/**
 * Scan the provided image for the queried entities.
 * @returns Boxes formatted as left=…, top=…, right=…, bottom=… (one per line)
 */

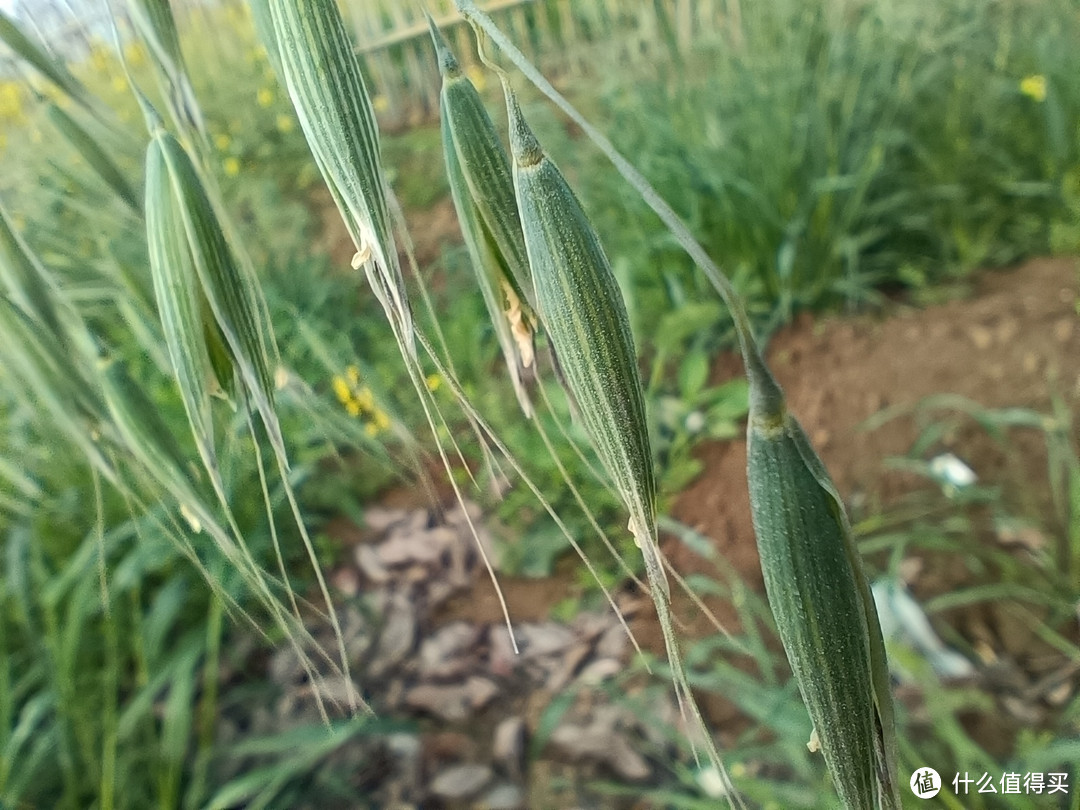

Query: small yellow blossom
left=372, top=94, right=389, bottom=113
left=465, top=63, right=487, bottom=92
left=123, top=42, right=146, bottom=68
left=372, top=408, right=391, bottom=431
left=89, top=44, right=110, bottom=74
left=1020, top=74, right=1047, bottom=103
left=257, top=87, right=274, bottom=108
left=112, top=75, right=127, bottom=93
left=364, top=421, right=379, bottom=437
left=0, top=82, right=24, bottom=122
left=214, top=133, right=232, bottom=151
left=425, top=373, right=441, bottom=391
left=276, top=113, right=294, bottom=134
left=223, top=156, right=241, bottom=177
left=345, top=400, right=361, bottom=417
left=355, top=386, right=375, bottom=412
left=346, top=365, right=360, bottom=385
left=332, top=375, right=352, bottom=405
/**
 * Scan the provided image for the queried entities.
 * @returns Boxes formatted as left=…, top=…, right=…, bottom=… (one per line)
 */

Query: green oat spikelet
left=429, top=18, right=536, bottom=416
left=144, top=121, right=230, bottom=477
left=142, top=95, right=283, bottom=474
left=745, top=351, right=900, bottom=810
left=504, top=88, right=730, bottom=783
left=455, top=8, right=900, bottom=803
left=264, top=0, right=412, bottom=353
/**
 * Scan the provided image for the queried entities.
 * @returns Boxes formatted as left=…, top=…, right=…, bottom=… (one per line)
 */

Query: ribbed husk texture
left=746, top=358, right=900, bottom=810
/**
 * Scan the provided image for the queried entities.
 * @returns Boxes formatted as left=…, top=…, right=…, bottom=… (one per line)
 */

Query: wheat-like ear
left=264, top=0, right=412, bottom=354
left=429, top=17, right=536, bottom=416
left=502, top=86, right=741, bottom=799
left=458, top=4, right=900, bottom=806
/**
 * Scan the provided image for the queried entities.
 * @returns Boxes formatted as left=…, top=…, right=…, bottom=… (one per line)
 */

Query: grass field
left=0, top=0, right=1078, bottom=807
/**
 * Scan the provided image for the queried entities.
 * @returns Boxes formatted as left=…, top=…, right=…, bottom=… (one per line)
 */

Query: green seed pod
left=265, top=0, right=412, bottom=352
left=145, top=116, right=282, bottom=472
left=430, top=18, right=536, bottom=415
left=429, top=18, right=535, bottom=313
left=504, top=87, right=734, bottom=781
left=505, top=88, right=654, bottom=544
left=746, top=357, right=900, bottom=810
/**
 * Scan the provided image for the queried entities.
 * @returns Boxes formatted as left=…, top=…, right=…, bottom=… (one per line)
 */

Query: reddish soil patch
left=667, top=256, right=1080, bottom=614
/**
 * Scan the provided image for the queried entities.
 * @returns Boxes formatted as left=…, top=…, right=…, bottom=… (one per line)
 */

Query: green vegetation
left=0, top=0, right=1077, bottom=807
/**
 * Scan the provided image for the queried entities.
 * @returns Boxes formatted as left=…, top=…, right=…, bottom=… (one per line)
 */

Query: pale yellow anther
left=351, top=242, right=371, bottom=270
left=180, top=503, right=202, bottom=534
left=500, top=281, right=534, bottom=368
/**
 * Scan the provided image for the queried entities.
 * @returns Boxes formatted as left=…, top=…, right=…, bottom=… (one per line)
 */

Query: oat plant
left=449, top=4, right=902, bottom=807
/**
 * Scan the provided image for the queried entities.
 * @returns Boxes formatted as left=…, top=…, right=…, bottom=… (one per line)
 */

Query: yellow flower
left=465, top=63, right=487, bottom=92
left=89, top=44, right=110, bottom=74
left=345, top=400, right=361, bottom=417
left=425, top=373, right=441, bottom=391
left=1020, top=74, right=1047, bottom=103
left=257, top=87, right=274, bottom=108
left=355, top=386, right=375, bottom=412
left=0, top=81, right=24, bottom=122
left=331, top=375, right=351, bottom=405
left=346, top=365, right=360, bottom=384
left=214, top=133, right=232, bottom=151
left=372, top=94, right=389, bottom=113
left=223, top=156, right=241, bottom=177
left=276, top=113, right=294, bottom=134
left=364, top=421, right=379, bottom=437
left=111, top=75, right=127, bottom=93
left=372, top=408, right=391, bottom=431
left=123, top=42, right=146, bottom=68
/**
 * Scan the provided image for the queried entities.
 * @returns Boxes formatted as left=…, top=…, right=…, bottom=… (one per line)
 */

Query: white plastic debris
left=928, top=453, right=977, bottom=491
left=872, top=579, right=976, bottom=681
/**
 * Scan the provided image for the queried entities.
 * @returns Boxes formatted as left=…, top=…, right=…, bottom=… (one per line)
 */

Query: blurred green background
left=0, top=0, right=1078, bottom=807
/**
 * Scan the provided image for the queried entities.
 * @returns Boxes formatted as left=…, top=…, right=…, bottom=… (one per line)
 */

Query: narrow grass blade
left=126, top=0, right=207, bottom=142
left=0, top=197, right=68, bottom=345
left=0, top=10, right=92, bottom=111
left=46, top=102, right=139, bottom=212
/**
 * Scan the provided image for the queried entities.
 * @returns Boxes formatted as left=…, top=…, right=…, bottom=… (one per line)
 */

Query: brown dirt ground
left=667, top=256, right=1080, bottom=621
